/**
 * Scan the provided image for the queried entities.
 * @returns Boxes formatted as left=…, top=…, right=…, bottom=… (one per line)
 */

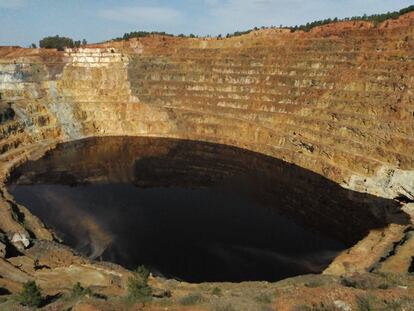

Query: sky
left=0, top=0, right=412, bottom=46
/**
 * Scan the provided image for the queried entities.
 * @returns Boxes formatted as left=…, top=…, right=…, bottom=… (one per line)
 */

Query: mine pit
left=7, top=137, right=406, bottom=283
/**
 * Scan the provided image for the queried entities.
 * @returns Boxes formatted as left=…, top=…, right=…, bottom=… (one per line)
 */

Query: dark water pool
left=7, top=137, right=402, bottom=282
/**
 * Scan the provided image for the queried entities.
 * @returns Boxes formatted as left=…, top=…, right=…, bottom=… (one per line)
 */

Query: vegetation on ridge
left=290, top=4, right=414, bottom=32
left=108, top=5, right=414, bottom=42
left=29, top=5, right=414, bottom=47
left=112, top=31, right=198, bottom=41
left=225, top=4, right=414, bottom=36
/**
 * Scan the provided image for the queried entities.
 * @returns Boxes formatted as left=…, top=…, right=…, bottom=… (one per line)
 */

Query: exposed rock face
left=10, top=232, right=30, bottom=251
left=0, top=14, right=413, bottom=292
left=1, top=15, right=414, bottom=199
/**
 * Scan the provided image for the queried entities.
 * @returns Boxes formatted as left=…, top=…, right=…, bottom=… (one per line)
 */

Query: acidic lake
left=8, top=137, right=394, bottom=282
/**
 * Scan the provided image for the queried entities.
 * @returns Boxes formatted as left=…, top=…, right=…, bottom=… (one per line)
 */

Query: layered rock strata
left=0, top=13, right=413, bottom=292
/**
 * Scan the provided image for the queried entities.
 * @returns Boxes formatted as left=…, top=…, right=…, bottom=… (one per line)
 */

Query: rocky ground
left=1, top=273, right=414, bottom=310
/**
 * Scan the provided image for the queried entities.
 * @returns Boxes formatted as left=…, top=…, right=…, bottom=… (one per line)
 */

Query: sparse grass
left=356, top=295, right=376, bottom=311
left=211, top=302, right=237, bottom=311
left=341, top=273, right=410, bottom=291
left=292, top=302, right=341, bottom=311
left=377, top=283, right=389, bottom=290
left=179, top=292, right=203, bottom=306
left=317, top=302, right=342, bottom=311
left=340, top=274, right=384, bottom=290
left=305, top=280, right=324, bottom=288
left=254, top=293, right=273, bottom=304
left=376, top=272, right=407, bottom=288
left=385, top=299, right=404, bottom=310
left=382, top=296, right=414, bottom=311
left=156, top=297, right=173, bottom=307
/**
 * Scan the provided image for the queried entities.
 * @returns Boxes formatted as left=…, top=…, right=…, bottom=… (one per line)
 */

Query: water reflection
left=7, top=137, right=408, bottom=282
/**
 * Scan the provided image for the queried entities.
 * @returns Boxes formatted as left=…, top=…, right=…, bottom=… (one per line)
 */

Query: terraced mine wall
left=0, top=13, right=413, bottom=292
left=1, top=15, right=414, bottom=199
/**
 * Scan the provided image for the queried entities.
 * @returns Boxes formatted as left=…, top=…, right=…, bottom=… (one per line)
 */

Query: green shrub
left=18, top=281, right=43, bottom=307
left=38, top=35, right=86, bottom=50
left=340, top=275, right=379, bottom=290
left=71, top=282, right=92, bottom=299
left=39, top=35, right=73, bottom=51
left=211, top=287, right=222, bottom=296
left=135, top=265, right=150, bottom=280
left=127, top=266, right=152, bottom=302
left=384, top=296, right=414, bottom=310
left=378, top=283, right=389, bottom=290
left=179, top=293, right=203, bottom=306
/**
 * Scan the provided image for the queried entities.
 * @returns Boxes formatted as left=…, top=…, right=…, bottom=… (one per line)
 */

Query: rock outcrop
left=0, top=13, right=413, bottom=293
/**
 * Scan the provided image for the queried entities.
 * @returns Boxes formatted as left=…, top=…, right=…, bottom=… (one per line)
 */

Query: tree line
left=111, top=31, right=198, bottom=41
left=290, top=4, right=414, bottom=32
left=111, top=5, right=414, bottom=41
left=226, top=4, right=414, bottom=36
left=32, top=5, right=414, bottom=48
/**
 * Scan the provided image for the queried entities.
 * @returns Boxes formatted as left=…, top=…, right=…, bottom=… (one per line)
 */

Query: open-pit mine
left=0, top=11, right=413, bottom=311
